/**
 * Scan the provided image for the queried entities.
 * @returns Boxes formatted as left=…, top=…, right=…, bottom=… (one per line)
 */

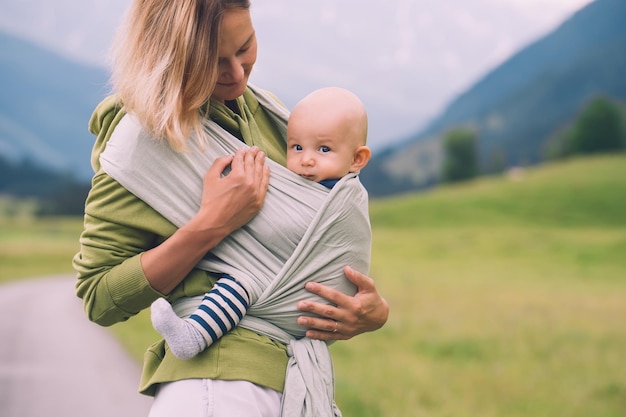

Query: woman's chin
left=213, top=84, right=247, bottom=102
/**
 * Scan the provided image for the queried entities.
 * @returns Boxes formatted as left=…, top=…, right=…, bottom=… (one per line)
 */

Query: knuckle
left=322, top=306, right=335, bottom=317
left=352, top=300, right=366, bottom=317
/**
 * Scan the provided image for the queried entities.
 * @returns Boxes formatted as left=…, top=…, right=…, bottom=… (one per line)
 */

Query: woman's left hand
left=296, top=266, right=389, bottom=341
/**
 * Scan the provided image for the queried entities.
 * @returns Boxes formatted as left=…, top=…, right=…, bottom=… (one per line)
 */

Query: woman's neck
left=225, top=99, right=241, bottom=115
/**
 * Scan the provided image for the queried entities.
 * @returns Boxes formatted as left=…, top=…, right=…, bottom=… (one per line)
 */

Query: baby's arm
left=151, top=275, right=250, bottom=359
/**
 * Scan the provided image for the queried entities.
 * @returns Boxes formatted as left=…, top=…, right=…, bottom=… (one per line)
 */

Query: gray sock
left=150, top=298, right=207, bottom=360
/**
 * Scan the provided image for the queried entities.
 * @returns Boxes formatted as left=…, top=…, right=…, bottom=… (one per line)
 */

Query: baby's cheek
left=286, top=159, right=301, bottom=174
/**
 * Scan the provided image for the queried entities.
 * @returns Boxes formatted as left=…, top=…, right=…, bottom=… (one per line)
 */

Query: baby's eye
left=320, top=146, right=331, bottom=153
left=292, top=144, right=303, bottom=151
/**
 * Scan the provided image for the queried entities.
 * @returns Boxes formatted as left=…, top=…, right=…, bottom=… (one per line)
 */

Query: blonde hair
left=110, top=0, right=251, bottom=151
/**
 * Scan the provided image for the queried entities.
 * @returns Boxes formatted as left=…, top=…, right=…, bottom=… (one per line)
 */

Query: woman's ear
left=350, top=146, right=372, bottom=172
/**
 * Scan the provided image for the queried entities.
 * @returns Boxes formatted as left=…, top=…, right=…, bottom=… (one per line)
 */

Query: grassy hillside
left=370, top=154, right=626, bottom=228
left=0, top=212, right=83, bottom=284
left=1, top=154, right=625, bottom=416
left=338, top=154, right=626, bottom=416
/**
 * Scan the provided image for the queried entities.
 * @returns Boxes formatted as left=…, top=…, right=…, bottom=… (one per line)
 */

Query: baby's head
left=286, top=87, right=371, bottom=183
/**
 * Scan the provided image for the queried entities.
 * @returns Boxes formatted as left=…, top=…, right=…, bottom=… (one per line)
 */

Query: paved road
left=0, top=275, right=153, bottom=416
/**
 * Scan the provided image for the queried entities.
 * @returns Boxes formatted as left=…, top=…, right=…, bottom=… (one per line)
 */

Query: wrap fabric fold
left=100, top=85, right=371, bottom=417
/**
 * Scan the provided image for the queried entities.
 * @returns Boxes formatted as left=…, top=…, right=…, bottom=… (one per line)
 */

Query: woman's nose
left=220, top=58, right=244, bottom=81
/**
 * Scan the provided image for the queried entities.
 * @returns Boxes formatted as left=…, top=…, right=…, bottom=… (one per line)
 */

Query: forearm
left=76, top=146, right=269, bottom=323
left=74, top=251, right=161, bottom=326
left=76, top=205, right=231, bottom=320
left=141, top=220, right=230, bottom=294
left=74, top=174, right=180, bottom=325
left=142, top=147, right=270, bottom=294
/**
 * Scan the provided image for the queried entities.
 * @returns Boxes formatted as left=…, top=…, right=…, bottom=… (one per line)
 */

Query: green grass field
left=0, top=214, right=84, bottom=284
left=2, top=154, right=625, bottom=416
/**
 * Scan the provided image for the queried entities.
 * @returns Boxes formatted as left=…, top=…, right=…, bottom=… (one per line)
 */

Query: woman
left=73, top=1, right=389, bottom=416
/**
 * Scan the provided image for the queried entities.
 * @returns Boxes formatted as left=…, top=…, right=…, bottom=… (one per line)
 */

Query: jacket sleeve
left=73, top=96, right=171, bottom=326
left=72, top=170, right=171, bottom=326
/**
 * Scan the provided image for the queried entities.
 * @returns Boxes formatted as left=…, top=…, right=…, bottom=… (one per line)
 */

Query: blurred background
left=1, top=1, right=625, bottom=416
left=3, top=0, right=625, bottom=206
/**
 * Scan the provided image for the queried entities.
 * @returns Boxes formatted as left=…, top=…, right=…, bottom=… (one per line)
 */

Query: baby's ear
left=350, top=146, right=372, bottom=172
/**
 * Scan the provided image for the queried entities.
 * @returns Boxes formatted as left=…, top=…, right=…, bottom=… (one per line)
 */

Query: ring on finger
left=333, top=321, right=339, bottom=333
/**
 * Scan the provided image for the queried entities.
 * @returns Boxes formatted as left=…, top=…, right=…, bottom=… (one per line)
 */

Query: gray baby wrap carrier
left=100, top=86, right=371, bottom=417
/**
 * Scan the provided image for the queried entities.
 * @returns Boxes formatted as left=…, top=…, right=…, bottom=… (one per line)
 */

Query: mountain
left=0, top=1, right=594, bottom=154
left=1, top=0, right=623, bottom=198
left=0, top=30, right=109, bottom=180
left=361, top=0, right=626, bottom=197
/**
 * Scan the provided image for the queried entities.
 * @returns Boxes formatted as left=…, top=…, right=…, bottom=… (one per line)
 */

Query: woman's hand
left=191, top=146, right=271, bottom=238
left=296, top=266, right=389, bottom=341
left=142, top=146, right=270, bottom=294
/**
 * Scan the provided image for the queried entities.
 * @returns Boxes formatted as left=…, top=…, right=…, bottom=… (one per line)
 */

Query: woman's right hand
left=193, top=146, right=271, bottom=238
left=142, top=146, right=270, bottom=294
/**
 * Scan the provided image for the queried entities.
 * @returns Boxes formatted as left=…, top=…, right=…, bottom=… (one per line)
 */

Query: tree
left=441, top=128, right=478, bottom=183
left=568, top=96, right=625, bottom=154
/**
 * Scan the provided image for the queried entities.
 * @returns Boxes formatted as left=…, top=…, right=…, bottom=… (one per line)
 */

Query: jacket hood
left=88, top=95, right=126, bottom=173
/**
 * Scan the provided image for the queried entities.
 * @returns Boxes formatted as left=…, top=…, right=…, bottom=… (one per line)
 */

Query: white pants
left=148, top=379, right=282, bottom=417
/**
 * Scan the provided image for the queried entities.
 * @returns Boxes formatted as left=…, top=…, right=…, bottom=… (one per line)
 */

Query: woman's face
left=212, top=8, right=258, bottom=103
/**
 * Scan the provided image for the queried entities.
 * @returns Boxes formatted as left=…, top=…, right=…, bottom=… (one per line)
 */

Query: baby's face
left=286, top=114, right=358, bottom=183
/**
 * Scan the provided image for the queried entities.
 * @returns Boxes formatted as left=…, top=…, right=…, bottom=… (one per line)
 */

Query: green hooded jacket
left=73, top=87, right=289, bottom=396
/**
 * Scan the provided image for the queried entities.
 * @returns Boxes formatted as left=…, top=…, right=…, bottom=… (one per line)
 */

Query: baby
left=151, top=87, right=371, bottom=359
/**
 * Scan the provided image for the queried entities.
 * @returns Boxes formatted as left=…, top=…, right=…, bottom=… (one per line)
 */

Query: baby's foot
left=150, top=298, right=206, bottom=360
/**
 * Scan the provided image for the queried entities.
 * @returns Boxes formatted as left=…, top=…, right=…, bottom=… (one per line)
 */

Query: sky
left=0, top=0, right=594, bottom=150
